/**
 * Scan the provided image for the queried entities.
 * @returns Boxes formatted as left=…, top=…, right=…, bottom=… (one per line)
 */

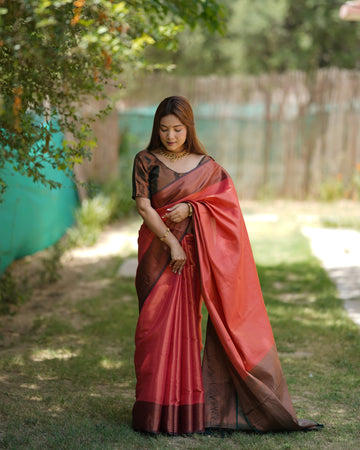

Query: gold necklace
left=159, top=148, right=190, bottom=161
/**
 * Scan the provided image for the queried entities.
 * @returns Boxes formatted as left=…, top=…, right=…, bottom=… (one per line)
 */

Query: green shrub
left=67, top=194, right=115, bottom=247
left=318, top=176, right=345, bottom=201
left=321, top=216, right=360, bottom=231
left=93, top=128, right=137, bottom=221
left=0, top=270, right=31, bottom=314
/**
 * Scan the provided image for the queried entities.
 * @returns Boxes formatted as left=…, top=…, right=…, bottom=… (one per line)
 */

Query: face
left=159, top=114, right=187, bottom=153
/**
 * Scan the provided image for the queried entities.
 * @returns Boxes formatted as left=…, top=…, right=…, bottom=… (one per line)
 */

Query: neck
left=159, top=147, right=190, bottom=161
left=162, top=148, right=187, bottom=155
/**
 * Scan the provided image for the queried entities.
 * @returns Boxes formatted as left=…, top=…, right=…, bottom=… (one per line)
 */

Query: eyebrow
left=159, top=123, right=184, bottom=128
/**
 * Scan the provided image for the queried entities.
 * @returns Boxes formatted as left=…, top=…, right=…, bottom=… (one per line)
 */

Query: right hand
left=169, top=242, right=187, bottom=275
left=163, top=203, right=190, bottom=223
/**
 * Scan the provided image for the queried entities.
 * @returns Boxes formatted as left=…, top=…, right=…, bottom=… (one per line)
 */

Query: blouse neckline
left=149, top=150, right=207, bottom=175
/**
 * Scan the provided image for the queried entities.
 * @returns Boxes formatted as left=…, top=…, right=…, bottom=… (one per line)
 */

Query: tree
left=0, top=0, right=225, bottom=199
left=241, top=0, right=360, bottom=74
left=150, top=0, right=360, bottom=75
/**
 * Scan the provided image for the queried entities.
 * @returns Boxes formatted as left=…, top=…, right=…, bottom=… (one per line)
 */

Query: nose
left=167, top=129, right=175, bottom=140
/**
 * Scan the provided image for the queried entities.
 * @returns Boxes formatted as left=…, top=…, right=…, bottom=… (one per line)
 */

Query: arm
left=135, top=197, right=187, bottom=275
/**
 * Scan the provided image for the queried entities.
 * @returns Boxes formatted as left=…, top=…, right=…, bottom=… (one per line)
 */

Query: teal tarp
left=0, top=131, right=78, bottom=275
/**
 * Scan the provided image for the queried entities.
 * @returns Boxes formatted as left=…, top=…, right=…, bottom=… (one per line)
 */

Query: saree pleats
left=133, top=158, right=320, bottom=434
left=133, top=235, right=205, bottom=434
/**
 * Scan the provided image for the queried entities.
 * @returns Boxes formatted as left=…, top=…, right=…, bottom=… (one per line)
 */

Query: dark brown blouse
left=132, top=149, right=211, bottom=200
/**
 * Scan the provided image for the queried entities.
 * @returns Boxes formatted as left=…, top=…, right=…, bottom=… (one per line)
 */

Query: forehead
left=159, top=114, right=184, bottom=127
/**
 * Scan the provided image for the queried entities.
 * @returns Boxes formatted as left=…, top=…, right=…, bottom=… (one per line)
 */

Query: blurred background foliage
left=0, top=0, right=225, bottom=198
left=146, top=0, right=360, bottom=75
left=2, top=0, right=359, bottom=199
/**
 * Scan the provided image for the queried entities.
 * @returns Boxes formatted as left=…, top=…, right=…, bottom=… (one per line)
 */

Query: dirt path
left=2, top=201, right=359, bottom=348
left=117, top=205, right=360, bottom=328
left=0, top=219, right=140, bottom=348
left=303, top=227, right=360, bottom=327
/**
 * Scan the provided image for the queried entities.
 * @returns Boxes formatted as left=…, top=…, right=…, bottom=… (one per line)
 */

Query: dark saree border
left=133, top=234, right=205, bottom=434
left=134, top=158, right=323, bottom=433
left=135, top=219, right=191, bottom=311
left=135, top=158, right=226, bottom=309
left=133, top=401, right=205, bottom=435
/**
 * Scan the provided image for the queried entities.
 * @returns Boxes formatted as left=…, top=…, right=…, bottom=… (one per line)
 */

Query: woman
left=132, top=96, right=321, bottom=435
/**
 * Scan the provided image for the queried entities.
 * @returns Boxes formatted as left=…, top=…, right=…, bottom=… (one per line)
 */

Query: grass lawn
left=0, top=201, right=359, bottom=449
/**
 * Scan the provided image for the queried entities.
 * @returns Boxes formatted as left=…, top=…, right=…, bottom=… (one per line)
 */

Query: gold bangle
left=159, top=227, right=170, bottom=241
left=187, top=202, right=193, bottom=217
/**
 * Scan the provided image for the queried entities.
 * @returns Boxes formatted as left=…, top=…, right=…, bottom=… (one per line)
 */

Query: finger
left=170, top=260, right=181, bottom=269
left=170, top=259, right=185, bottom=273
left=175, top=260, right=186, bottom=273
left=162, top=206, right=176, bottom=218
left=167, top=215, right=178, bottom=223
left=178, top=263, right=186, bottom=275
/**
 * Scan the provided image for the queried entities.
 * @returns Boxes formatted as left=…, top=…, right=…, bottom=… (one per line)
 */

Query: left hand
left=163, top=203, right=190, bottom=223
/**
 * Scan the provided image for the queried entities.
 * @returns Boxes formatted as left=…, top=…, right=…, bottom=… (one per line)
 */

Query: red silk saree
left=132, top=152, right=320, bottom=434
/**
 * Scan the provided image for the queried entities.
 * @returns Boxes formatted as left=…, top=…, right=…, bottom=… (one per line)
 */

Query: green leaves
left=0, top=0, right=224, bottom=199
left=154, top=0, right=360, bottom=76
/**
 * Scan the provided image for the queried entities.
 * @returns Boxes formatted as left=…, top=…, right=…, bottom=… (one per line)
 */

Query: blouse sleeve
left=132, top=153, right=151, bottom=199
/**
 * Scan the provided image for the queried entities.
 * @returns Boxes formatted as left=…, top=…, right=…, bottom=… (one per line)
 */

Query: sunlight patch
left=100, top=358, right=123, bottom=369
left=21, top=383, right=40, bottom=390
left=31, top=348, right=79, bottom=362
left=67, top=232, right=138, bottom=263
left=48, top=405, right=64, bottom=416
left=29, top=396, right=42, bottom=402
left=37, top=374, right=58, bottom=381
left=279, top=292, right=317, bottom=304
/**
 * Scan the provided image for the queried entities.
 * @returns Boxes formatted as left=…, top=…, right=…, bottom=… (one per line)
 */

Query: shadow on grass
left=0, top=253, right=359, bottom=449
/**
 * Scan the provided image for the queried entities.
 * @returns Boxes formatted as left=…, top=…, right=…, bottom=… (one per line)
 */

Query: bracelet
left=187, top=202, right=193, bottom=217
left=159, top=227, right=170, bottom=241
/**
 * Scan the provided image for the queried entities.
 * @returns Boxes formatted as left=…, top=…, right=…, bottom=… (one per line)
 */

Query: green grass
left=1, top=209, right=360, bottom=449
left=320, top=215, right=360, bottom=231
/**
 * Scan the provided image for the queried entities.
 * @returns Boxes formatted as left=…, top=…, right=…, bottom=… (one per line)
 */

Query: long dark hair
left=146, top=96, right=206, bottom=155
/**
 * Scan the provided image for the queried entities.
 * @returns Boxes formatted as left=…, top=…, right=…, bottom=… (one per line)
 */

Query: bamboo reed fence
left=119, top=69, right=360, bottom=199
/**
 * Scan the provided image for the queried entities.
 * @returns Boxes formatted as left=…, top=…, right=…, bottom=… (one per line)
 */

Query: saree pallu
left=133, top=158, right=320, bottom=434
